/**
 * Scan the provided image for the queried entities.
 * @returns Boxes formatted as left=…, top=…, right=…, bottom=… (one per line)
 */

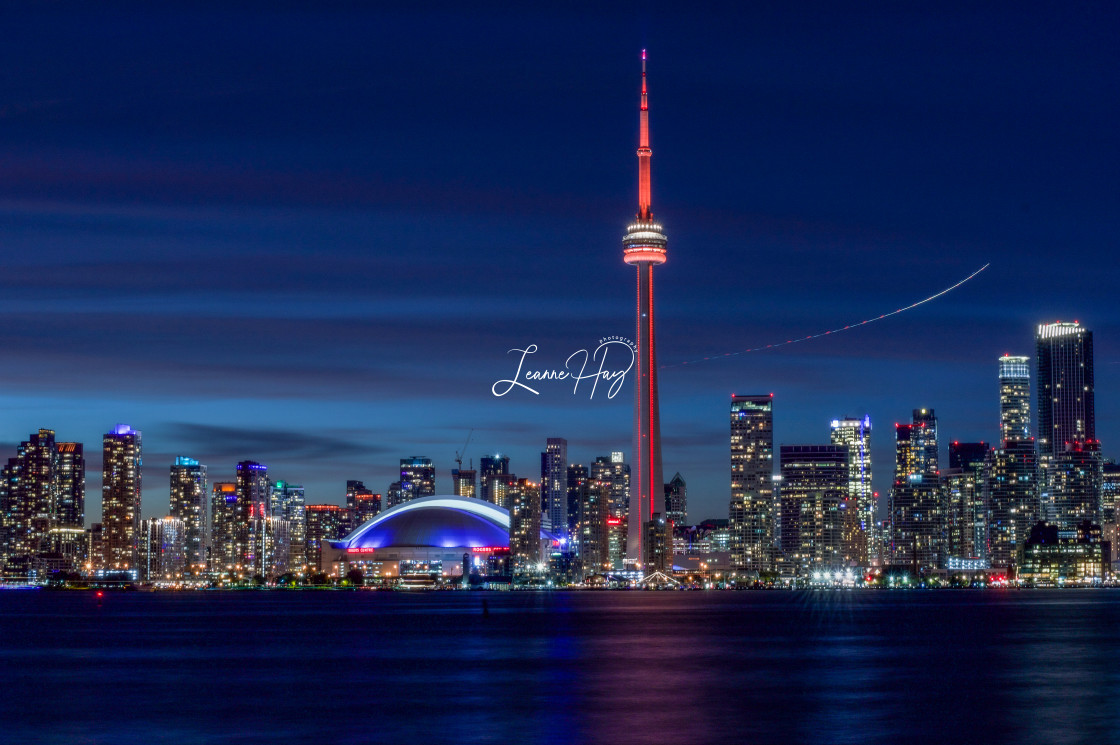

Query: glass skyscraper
left=540, top=438, right=568, bottom=539
left=889, top=410, right=942, bottom=572
left=729, top=394, right=775, bottom=576
left=102, top=424, right=142, bottom=572
left=170, top=457, right=207, bottom=574
left=830, top=416, right=872, bottom=564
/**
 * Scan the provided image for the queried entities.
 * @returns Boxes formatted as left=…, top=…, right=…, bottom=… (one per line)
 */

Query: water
left=2, top=589, right=1117, bottom=744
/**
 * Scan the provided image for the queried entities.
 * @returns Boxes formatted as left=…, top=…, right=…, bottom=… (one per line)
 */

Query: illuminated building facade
left=305, top=504, right=350, bottom=574
left=0, top=429, right=85, bottom=572
left=102, top=424, right=142, bottom=572
left=347, top=480, right=381, bottom=528
left=591, top=453, right=630, bottom=519
left=729, top=394, right=775, bottom=576
left=540, top=437, right=568, bottom=539
left=578, top=476, right=610, bottom=577
left=1102, top=460, right=1120, bottom=524
left=56, top=441, right=84, bottom=529
left=141, top=516, right=186, bottom=581
left=509, top=478, right=541, bottom=579
left=566, top=464, right=589, bottom=545
left=664, top=472, right=687, bottom=528
left=1037, top=322, right=1097, bottom=523
left=479, top=454, right=510, bottom=505
left=1050, top=441, right=1104, bottom=529
left=323, top=496, right=558, bottom=582
left=999, top=355, right=1032, bottom=443
left=209, top=482, right=238, bottom=573
left=1036, top=322, right=1095, bottom=456
left=400, top=456, right=435, bottom=504
left=889, top=410, right=942, bottom=572
left=234, top=460, right=271, bottom=578
left=642, top=512, right=671, bottom=573
left=779, top=445, right=848, bottom=573
left=451, top=468, right=477, bottom=499
left=830, top=417, right=872, bottom=564
left=386, top=481, right=404, bottom=509
left=1017, top=520, right=1106, bottom=584
left=271, top=480, right=306, bottom=573
left=944, top=442, right=988, bottom=561
left=623, top=50, right=668, bottom=567
left=987, top=441, right=1038, bottom=569
left=169, top=457, right=207, bottom=574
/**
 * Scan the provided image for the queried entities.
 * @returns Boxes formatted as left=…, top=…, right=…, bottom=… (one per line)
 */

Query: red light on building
left=347, top=547, right=376, bottom=554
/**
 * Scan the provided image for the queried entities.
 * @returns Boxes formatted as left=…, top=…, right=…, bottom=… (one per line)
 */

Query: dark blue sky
left=1, top=2, right=1117, bottom=522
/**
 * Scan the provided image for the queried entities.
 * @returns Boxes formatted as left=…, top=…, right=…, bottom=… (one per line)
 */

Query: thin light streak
left=663, top=263, right=990, bottom=369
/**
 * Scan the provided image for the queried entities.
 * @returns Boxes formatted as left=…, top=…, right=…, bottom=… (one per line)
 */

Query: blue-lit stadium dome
left=333, top=495, right=555, bottom=550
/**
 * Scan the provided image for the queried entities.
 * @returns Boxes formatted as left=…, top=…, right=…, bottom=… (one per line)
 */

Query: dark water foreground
left=2, top=589, right=1118, bottom=744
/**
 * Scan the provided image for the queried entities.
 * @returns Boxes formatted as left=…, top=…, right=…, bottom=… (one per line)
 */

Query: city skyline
left=1, top=3, right=1117, bottom=523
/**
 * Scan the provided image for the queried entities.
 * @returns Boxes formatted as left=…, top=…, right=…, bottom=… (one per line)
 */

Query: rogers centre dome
left=322, top=495, right=558, bottom=579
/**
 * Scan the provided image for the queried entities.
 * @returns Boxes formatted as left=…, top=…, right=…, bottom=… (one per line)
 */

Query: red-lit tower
left=623, top=50, right=667, bottom=567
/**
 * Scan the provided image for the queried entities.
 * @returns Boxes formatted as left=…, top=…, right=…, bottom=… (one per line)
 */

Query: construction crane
left=454, top=429, right=474, bottom=472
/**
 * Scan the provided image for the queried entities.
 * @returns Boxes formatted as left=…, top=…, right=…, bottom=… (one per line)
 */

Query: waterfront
left=1, top=590, right=1117, bottom=744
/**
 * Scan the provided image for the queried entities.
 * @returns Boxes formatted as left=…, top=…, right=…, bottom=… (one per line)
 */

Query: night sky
left=2, top=2, right=1117, bottom=523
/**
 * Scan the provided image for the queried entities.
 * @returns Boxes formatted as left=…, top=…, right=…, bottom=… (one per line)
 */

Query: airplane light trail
left=663, top=263, right=990, bottom=369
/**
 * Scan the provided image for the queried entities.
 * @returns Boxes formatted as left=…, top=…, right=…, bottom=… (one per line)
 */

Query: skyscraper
left=169, top=457, right=207, bottom=575
left=141, top=516, right=186, bottom=582
left=209, top=482, right=237, bottom=573
left=623, top=50, right=668, bottom=566
left=1037, top=322, right=1098, bottom=528
left=102, top=424, right=142, bottom=572
left=1102, top=461, right=1120, bottom=525
left=989, top=354, right=1039, bottom=568
left=577, top=474, right=609, bottom=577
left=999, top=355, right=1031, bottom=443
left=479, top=454, right=510, bottom=505
left=566, top=464, right=589, bottom=544
left=540, top=438, right=568, bottom=539
left=664, top=472, right=687, bottom=527
left=889, top=410, right=942, bottom=572
left=830, top=417, right=872, bottom=565
left=591, top=453, right=631, bottom=519
left=944, top=442, right=988, bottom=561
left=987, top=442, right=1038, bottom=568
left=56, top=441, right=84, bottom=530
left=1050, top=441, right=1103, bottom=529
left=451, top=468, right=477, bottom=499
left=779, top=445, right=849, bottom=574
left=305, top=504, right=349, bottom=574
left=235, top=461, right=270, bottom=578
left=1036, top=322, right=1095, bottom=455
left=508, top=479, right=541, bottom=580
left=729, top=394, right=775, bottom=576
left=0, top=429, right=84, bottom=572
left=346, top=480, right=381, bottom=528
left=271, top=480, right=306, bottom=574
left=400, top=457, right=435, bottom=503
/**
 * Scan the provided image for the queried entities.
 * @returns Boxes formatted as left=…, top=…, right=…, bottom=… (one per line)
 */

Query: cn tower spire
left=638, top=49, right=652, bottom=221
left=623, top=49, right=668, bottom=570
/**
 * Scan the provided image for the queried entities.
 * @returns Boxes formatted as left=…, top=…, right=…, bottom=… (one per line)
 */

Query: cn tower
left=623, top=49, right=667, bottom=567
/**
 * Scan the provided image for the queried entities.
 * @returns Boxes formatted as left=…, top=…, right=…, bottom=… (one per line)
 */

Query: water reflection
left=1, top=590, right=1119, bottom=744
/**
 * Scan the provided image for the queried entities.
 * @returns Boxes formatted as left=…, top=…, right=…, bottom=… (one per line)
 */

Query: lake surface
left=1, top=589, right=1117, bottom=744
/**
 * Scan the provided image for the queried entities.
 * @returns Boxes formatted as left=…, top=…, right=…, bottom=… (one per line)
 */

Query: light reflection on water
left=2, top=590, right=1118, bottom=744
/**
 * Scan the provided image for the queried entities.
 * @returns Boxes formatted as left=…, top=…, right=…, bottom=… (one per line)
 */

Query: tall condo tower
left=623, top=50, right=668, bottom=566
left=998, top=355, right=1032, bottom=444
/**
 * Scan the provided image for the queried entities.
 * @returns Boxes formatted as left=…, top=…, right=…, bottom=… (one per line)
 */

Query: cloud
left=167, top=423, right=388, bottom=463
